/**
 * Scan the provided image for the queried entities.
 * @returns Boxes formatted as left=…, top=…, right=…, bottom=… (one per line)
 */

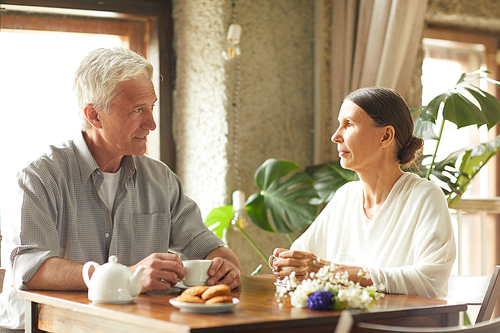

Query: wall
left=172, top=0, right=230, bottom=221
left=426, top=0, right=500, bottom=33
left=171, top=0, right=500, bottom=275
left=172, top=0, right=314, bottom=274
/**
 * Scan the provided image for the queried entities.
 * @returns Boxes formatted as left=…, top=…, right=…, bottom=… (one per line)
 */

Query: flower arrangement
left=275, top=263, right=385, bottom=310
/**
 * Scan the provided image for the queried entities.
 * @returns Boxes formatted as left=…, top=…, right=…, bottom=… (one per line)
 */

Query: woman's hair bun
left=397, top=135, right=424, bottom=165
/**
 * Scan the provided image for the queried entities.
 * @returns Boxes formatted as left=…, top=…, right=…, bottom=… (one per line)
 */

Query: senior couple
left=0, top=48, right=455, bottom=331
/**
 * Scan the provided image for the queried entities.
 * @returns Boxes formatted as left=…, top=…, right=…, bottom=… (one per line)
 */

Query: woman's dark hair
left=345, top=87, right=424, bottom=166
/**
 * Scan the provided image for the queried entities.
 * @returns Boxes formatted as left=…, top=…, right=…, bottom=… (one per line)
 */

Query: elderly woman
left=271, top=87, right=456, bottom=298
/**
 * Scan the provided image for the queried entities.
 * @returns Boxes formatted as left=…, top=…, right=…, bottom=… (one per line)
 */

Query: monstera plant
left=205, top=69, right=500, bottom=266
left=412, top=70, right=500, bottom=207
left=205, top=159, right=324, bottom=264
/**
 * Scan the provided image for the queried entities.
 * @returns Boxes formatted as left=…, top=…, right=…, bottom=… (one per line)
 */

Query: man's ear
left=83, top=104, right=102, bottom=129
left=380, top=125, right=395, bottom=148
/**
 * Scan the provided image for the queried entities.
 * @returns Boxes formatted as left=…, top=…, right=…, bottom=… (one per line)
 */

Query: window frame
left=0, top=0, right=175, bottom=169
left=424, top=26, right=500, bottom=196
left=423, top=26, right=500, bottom=282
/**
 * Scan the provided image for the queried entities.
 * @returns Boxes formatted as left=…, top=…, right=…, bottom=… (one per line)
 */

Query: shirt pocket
left=127, top=212, right=170, bottom=255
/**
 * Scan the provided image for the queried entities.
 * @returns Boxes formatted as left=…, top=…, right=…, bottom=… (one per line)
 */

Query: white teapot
left=82, top=255, right=145, bottom=304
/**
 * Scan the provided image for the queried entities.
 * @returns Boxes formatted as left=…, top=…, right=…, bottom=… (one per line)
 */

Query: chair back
left=476, top=266, right=500, bottom=323
left=334, top=310, right=500, bottom=333
left=446, top=266, right=500, bottom=324
left=0, top=268, right=4, bottom=293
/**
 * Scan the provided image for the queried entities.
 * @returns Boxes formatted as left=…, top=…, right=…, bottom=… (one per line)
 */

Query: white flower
left=276, top=266, right=384, bottom=310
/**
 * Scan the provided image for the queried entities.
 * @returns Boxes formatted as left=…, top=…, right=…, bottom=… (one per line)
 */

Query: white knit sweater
left=291, top=172, right=456, bottom=298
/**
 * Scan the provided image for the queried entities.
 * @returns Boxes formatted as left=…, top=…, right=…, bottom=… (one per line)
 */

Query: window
left=422, top=38, right=489, bottom=198
left=0, top=1, right=174, bottom=265
left=423, top=27, right=500, bottom=276
left=0, top=0, right=174, bottom=165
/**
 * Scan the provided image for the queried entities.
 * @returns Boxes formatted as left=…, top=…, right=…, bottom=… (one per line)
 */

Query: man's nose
left=143, top=111, right=157, bottom=131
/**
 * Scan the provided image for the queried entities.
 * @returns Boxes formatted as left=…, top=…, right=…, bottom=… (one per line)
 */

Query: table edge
left=18, top=290, right=192, bottom=332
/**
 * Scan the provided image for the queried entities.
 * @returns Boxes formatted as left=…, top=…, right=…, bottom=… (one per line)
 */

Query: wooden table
left=19, top=274, right=467, bottom=333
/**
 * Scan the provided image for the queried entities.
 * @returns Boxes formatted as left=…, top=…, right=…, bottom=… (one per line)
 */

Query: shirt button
left=105, top=233, right=110, bottom=238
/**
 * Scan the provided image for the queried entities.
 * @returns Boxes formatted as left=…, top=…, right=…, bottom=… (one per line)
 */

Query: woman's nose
left=331, top=129, right=342, bottom=143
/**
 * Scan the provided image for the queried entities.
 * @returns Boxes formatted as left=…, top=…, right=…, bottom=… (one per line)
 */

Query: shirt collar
left=73, top=132, right=137, bottom=185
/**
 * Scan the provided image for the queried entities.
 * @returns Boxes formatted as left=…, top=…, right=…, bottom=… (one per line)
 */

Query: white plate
left=169, top=297, right=239, bottom=313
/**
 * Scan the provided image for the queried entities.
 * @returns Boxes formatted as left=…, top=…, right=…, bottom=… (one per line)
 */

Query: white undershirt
left=102, top=168, right=121, bottom=210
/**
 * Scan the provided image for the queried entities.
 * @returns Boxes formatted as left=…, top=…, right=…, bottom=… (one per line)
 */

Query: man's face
left=98, top=78, right=157, bottom=157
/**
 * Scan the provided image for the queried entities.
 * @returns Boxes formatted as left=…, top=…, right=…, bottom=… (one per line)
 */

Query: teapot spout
left=128, top=265, right=145, bottom=297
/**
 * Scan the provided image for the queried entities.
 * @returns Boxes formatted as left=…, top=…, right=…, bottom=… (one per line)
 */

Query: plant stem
left=234, top=224, right=268, bottom=264
left=426, top=117, right=446, bottom=179
left=285, top=233, right=293, bottom=245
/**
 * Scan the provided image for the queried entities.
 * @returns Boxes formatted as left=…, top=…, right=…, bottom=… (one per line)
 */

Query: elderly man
left=0, top=47, right=241, bottom=331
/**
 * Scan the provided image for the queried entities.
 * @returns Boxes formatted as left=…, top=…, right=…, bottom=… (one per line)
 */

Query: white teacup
left=268, top=255, right=293, bottom=272
left=182, top=260, right=212, bottom=287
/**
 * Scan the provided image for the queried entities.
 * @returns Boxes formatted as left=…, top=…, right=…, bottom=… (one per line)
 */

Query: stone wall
left=172, top=0, right=314, bottom=274
left=426, top=0, right=500, bottom=33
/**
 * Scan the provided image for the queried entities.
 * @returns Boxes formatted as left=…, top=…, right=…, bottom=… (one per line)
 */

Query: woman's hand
left=270, top=248, right=327, bottom=280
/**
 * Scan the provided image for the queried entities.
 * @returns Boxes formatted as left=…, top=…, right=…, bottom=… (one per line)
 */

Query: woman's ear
left=83, top=104, right=102, bottom=129
left=380, top=125, right=395, bottom=148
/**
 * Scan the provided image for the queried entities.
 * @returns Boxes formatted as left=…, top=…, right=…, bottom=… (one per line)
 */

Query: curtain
left=315, top=0, right=428, bottom=162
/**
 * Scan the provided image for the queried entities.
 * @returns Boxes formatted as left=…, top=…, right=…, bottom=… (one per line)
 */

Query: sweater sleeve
left=368, top=183, right=456, bottom=298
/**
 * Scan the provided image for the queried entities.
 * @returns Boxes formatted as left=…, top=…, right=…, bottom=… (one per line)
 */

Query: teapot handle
left=82, top=261, right=100, bottom=288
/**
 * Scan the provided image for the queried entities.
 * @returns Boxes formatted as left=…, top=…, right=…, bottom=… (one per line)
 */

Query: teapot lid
left=108, top=255, right=119, bottom=265
left=102, top=255, right=127, bottom=270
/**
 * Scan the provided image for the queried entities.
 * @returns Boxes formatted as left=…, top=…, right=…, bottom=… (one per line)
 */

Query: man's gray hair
left=73, top=47, right=154, bottom=131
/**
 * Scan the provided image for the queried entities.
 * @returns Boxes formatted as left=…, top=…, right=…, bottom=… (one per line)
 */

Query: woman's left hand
left=271, top=248, right=327, bottom=280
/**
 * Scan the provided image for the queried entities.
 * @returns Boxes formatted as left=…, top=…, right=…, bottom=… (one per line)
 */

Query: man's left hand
left=205, top=246, right=242, bottom=289
left=207, top=257, right=241, bottom=290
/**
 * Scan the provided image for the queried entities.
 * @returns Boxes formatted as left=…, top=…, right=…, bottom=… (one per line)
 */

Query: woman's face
left=331, top=100, right=387, bottom=173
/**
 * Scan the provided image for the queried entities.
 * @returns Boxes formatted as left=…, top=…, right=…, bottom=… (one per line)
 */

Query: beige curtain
left=315, top=0, right=428, bottom=163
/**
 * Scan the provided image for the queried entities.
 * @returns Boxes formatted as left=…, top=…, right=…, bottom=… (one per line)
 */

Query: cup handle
left=82, top=261, right=99, bottom=288
left=268, top=255, right=276, bottom=269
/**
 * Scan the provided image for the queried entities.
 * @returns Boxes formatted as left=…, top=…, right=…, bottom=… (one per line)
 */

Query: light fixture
left=230, top=190, right=247, bottom=230
left=222, top=24, right=242, bottom=60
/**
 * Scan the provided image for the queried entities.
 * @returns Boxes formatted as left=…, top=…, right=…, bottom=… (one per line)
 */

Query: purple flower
left=306, top=291, right=334, bottom=310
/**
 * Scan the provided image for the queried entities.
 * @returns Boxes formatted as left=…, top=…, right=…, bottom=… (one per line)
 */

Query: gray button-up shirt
left=0, top=132, right=224, bottom=330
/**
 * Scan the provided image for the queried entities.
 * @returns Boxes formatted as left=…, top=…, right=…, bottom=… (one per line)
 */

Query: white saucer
left=173, top=281, right=189, bottom=289
left=169, top=298, right=239, bottom=313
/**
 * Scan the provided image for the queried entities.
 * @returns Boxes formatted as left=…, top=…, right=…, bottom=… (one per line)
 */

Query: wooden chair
left=334, top=310, right=500, bottom=333
left=0, top=268, right=4, bottom=294
left=446, top=266, right=500, bottom=324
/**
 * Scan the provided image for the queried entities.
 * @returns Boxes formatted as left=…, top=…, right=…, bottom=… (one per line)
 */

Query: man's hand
left=205, top=247, right=241, bottom=290
left=206, top=257, right=241, bottom=290
left=129, top=253, right=185, bottom=293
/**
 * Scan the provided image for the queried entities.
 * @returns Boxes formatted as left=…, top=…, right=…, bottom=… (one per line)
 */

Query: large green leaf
left=442, top=90, right=487, bottom=129
left=305, top=161, right=358, bottom=203
left=425, top=91, right=451, bottom=122
left=414, top=111, right=438, bottom=140
left=463, top=86, right=500, bottom=130
left=247, top=159, right=319, bottom=234
left=428, top=151, right=463, bottom=197
left=204, top=205, right=233, bottom=241
left=417, top=70, right=500, bottom=183
left=450, top=137, right=500, bottom=205
left=429, top=136, right=500, bottom=207
left=246, top=193, right=272, bottom=232
left=415, top=71, right=500, bottom=140
left=413, top=93, right=448, bottom=140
